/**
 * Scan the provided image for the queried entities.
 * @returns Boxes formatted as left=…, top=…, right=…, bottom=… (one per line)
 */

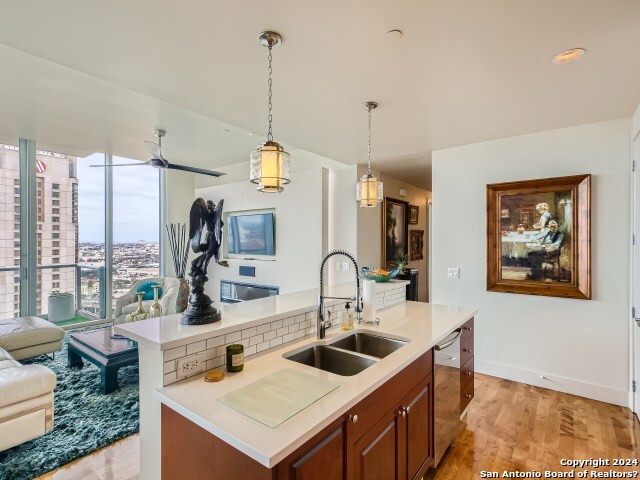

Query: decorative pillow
left=136, top=281, right=162, bottom=301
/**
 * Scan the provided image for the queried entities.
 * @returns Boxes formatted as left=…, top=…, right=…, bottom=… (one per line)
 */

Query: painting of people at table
left=500, top=190, right=572, bottom=283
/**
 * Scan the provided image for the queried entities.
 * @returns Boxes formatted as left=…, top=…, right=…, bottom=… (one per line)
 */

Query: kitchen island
left=116, top=281, right=476, bottom=479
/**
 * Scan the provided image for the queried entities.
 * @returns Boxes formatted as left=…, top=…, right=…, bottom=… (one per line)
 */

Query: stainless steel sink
left=284, top=332, right=408, bottom=376
left=330, top=332, right=407, bottom=359
left=285, top=345, right=377, bottom=376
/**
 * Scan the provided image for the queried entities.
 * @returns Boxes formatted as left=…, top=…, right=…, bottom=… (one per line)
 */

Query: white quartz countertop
left=154, top=301, right=477, bottom=468
left=115, top=280, right=408, bottom=351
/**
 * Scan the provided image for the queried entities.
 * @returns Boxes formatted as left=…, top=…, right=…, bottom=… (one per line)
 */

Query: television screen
left=226, top=212, right=275, bottom=256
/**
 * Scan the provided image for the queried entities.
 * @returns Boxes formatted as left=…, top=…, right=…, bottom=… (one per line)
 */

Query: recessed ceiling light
left=385, top=29, right=403, bottom=39
left=552, top=48, right=586, bottom=64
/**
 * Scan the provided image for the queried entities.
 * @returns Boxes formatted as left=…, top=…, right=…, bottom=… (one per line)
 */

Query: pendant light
left=250, top=31, right=291, bottom=193
left=357, top=101, right=383, bottom=207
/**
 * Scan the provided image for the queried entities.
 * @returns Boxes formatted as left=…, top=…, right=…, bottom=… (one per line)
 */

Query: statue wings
left=189, top=198, right=209, bottom=253
left=213, top=199, right=224, bottom=249
left=188, top=197, right=225, bottom=256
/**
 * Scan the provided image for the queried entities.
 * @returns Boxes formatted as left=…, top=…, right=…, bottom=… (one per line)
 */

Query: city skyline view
left=77, top=153, right=160, bottom=243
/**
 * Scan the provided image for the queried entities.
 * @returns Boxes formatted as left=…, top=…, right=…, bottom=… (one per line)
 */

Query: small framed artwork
left=410, top=230, right=424, bottom=261
left=409, top=205, right=419, bottom=225
left=382, top=197, right=409, bottom=267
left=487, top=174, right=591, bottom=299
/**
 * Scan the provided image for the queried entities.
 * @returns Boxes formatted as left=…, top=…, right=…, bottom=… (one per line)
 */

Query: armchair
left=113, top=277, right=182, bottom=324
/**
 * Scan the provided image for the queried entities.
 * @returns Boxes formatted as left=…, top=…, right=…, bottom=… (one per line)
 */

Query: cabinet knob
left=465, top=394, right=472, bottom=398
left=463, top=348, right=472, bottom=353
left=349, top=414, right=358, bottom=424
left=405, top=406, right=410, bottom=413
left=465, top=371, right=472, bottom=376
left=464, top=326, right=472, bottom=331
left=399, top=408, right=407, bottom=418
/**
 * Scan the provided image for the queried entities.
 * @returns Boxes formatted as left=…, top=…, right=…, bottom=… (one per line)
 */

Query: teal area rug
left=0, top=327, right=139, bottom=480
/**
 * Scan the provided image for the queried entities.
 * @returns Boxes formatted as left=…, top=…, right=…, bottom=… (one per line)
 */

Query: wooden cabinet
left=346, top=351, right=433, bottom=480
left=404, top=378, right=432, bottom=480
left=349, top=375, right=432, bottom=480
left=351, top=404, right=403, bottom=480
left=277, top=418, right=345, bottom=480
left=460, top=318, right=474, bottom=413
left=161, top=349, right=434, bottom=480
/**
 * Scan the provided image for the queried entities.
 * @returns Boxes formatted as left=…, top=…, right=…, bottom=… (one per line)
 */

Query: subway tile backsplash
left=162, top=284, right=407, bottom=386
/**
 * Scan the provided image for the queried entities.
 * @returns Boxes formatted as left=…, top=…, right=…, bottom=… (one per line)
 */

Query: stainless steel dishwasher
left=433, top=328, right=462, bottom=466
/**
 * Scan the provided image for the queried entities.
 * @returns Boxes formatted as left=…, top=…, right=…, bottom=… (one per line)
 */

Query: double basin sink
left=284, top=331, right=408, bottom=376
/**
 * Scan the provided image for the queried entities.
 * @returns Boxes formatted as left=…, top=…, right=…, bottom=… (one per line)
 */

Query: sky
left=77, top=153, right=160, bottom=243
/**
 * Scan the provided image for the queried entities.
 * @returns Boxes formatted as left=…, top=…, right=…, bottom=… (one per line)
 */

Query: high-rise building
left=0, top=144, right=78, bottom=319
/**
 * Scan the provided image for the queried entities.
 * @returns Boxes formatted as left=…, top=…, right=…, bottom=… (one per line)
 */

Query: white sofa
left=0, top=347, right=56, bottom=451
left=0, top=317, right=65, bottom=360
left=113, top=277, right=182, bottom=325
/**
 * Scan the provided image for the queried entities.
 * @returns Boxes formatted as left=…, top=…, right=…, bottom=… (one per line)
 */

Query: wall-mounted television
left=224, top=209, right=276, bottom=260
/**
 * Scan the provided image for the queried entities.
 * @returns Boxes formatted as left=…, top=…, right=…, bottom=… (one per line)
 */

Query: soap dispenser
left=341, top=302, right=355, bottom=331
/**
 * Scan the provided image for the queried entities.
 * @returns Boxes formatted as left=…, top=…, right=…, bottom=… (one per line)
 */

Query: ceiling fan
left=91, top=130, right=226, bottom=177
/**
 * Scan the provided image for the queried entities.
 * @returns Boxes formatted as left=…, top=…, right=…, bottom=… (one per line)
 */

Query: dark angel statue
left=180, top=198, right=229, bottom=325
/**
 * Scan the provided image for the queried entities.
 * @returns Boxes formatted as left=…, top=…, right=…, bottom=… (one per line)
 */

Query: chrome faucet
left=317, top=250, right=363, bottom=339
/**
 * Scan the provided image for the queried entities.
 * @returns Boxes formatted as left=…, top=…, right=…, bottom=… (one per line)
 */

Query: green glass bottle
left=226, top=344, right=244, bottom=372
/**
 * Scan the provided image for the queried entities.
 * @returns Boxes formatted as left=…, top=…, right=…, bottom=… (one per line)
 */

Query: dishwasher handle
left=435, top=329, right=462, bottom=351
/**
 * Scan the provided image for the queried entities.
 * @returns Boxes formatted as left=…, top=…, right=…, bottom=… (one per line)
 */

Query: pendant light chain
left=267, top=45, right=274, bottom=142
left=367, top=106, right=372, bottom=174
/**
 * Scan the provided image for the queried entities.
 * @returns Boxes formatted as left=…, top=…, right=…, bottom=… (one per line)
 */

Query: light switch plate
left=342, top=262, right=350, bottom=271
left=447, top=268, right=460, bottom=279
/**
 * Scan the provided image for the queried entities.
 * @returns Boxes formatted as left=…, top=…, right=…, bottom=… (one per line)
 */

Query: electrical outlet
left=176, top=351, right=206, bottom=379
left=447, top=268, right=460, bottom=279
left=342, top=262, right=350, bottom=271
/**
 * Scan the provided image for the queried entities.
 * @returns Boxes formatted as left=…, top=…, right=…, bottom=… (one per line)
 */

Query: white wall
left=196, top=168, right=327, bottom=303
left=432, top=117, right=631, bottom=406
left=328, top=166, right=359, bottom=285
left=634, top=104, right=640, bottom=138
left=356, top=165, right=432, bottom=302
left=161, top=170, right=196, bottom=277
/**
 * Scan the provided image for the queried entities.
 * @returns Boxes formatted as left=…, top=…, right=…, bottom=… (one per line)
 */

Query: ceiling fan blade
left=144, top=141, right=163, bottom=160
left=90, top=161, right=151, bottom=167
left=165, top=162, right=226, bottom=177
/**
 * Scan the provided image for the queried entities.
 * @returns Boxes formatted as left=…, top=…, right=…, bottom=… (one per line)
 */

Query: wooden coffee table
left=68, top=328, right=139, bottom=394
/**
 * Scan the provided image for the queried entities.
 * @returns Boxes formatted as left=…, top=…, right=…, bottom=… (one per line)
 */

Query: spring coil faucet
left=317, top=250, right=363, bottom=339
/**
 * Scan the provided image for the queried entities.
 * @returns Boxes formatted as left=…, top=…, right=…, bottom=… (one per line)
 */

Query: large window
left=34, top=148, right=79, bottom=319
left=2, top=140, right=161, bottom=324
left=0, top=143, right=21, bottom=319
left=112, top=157, right=160, bottom=312
left=77, top=153, right=106, bottom=318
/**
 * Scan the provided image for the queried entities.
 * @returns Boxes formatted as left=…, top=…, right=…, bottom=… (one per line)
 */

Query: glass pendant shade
left=356, top=172, right=383, bottom=207
left=249, top=141, right=291, bottom=193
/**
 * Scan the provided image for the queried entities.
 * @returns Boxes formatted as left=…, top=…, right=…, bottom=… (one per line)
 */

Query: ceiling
left=0, top=0, right=639, bottom=190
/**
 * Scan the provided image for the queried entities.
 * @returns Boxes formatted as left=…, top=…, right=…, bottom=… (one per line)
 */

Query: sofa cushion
left=0, top=317, right=65, bottom=352
left=121, top=300, right=154, bottom=315
left=0, top=348, right=56, bottom=408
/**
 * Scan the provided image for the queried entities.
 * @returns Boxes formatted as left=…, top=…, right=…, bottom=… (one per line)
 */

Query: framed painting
left=409, top=205, right=419, bottom=225
left=382, top=197, right=409, bottom=267
left=410, top=230, right=424, bottom=261
left=487, top=174, right=591, bottom=299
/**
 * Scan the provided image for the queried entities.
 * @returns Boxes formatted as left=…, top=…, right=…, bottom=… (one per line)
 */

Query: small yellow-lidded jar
left=226, top=344, right=244, bottom=372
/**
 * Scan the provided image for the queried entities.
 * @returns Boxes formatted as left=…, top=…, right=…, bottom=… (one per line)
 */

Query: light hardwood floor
left=41, top=373, right=640, bottom=479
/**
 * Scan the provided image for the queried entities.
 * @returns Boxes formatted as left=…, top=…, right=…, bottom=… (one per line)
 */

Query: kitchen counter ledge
left=155, top=301, right=477, bottom=468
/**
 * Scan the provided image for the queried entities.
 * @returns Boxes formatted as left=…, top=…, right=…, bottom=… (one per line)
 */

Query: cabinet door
left=403, top=376, right=433, bottom=480
left=351, top=406, right=403, bottom=480
left=278, top=419, right=345, bottom=480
